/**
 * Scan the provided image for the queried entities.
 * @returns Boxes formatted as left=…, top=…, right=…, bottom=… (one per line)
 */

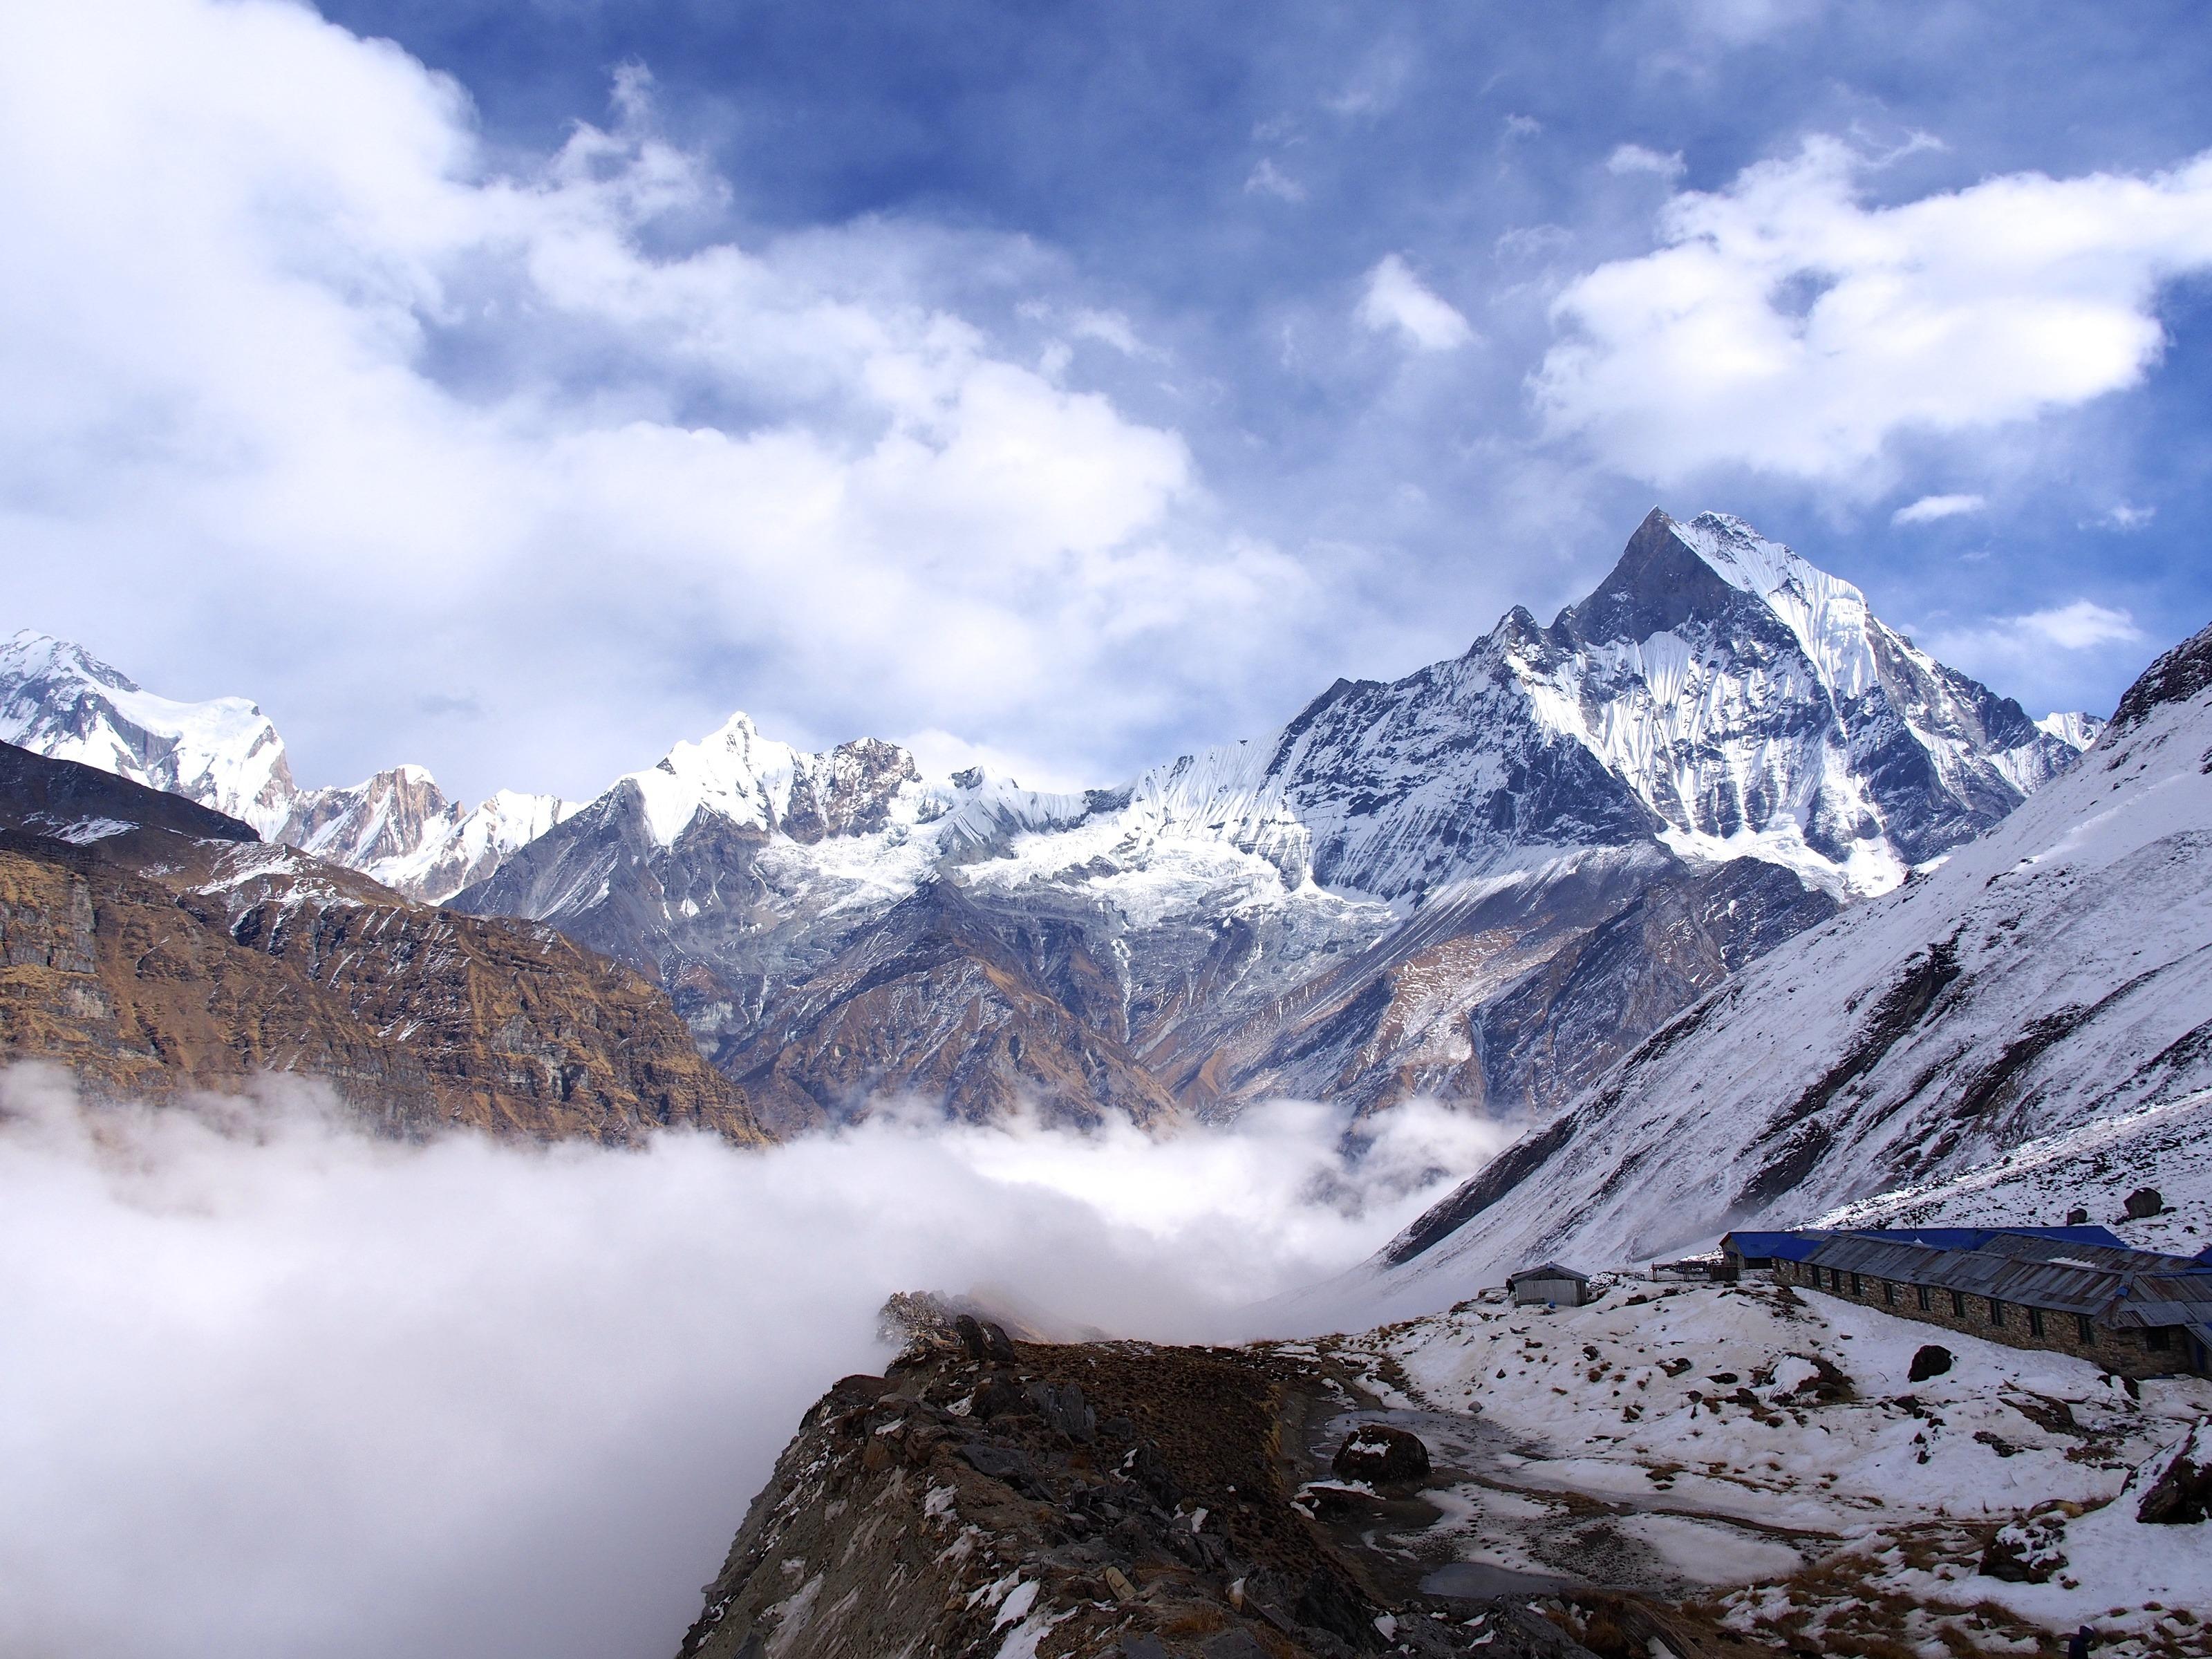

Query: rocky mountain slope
left=6, top=511, right=2097, bottom=1128
left=454, top=509, right=2086, bottom=1129
left=0, top=741, right=767, bottom=1143
left=1362, top=617, right=2212, bottom=1315
left=0, top=630, right=577, bottom=901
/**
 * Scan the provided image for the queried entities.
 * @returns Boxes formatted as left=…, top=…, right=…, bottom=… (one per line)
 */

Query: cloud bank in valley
left=0, top=1066, right=1501, bottom=1659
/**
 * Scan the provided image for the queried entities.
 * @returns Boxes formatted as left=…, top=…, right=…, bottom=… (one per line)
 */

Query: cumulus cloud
left=0, top=0, right=1321, bottom=804
left=1891, top=492, right=1985, bottom=525
left=1357, top=254, right=1477, bottom=351
left=1922, top=599, right=2147, bottom=688
left=1535, top=138, right=2212, bottom=487
left=1606, top=143, right=1685, bottom=180
left=0, top=1065, right=1503, bottom=1659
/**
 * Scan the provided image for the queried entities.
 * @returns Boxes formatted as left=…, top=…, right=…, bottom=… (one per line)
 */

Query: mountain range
left=1, top=509, right=2102, bottom=1133
left=1362, top=614, right=2212, bottom=1315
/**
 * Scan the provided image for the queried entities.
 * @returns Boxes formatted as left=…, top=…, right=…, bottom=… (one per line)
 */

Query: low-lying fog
left=0, top=1065, right=1502, bottom=1659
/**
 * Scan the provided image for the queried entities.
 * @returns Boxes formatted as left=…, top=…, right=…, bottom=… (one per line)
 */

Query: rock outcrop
left=678, top=1315, right=1777, bottom=1659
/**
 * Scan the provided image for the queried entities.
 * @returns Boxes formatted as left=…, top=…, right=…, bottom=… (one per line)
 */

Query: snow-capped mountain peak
left=0, top=628, right=297, bottom=836
left=0, top=629, right=575, bottom=902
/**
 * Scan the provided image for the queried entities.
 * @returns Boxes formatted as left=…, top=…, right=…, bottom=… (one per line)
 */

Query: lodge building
left=1719, top=1225, right=2212, bottom=1380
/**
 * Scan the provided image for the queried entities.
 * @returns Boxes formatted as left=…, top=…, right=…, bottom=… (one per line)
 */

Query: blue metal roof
left=1721, top=1230, right=1828, bottom=1262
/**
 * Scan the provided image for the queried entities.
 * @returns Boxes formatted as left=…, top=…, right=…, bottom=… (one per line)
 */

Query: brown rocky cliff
left=0, top=743, right=769, bottom=1144
left=675, top=1324, right=1763, bottom=1659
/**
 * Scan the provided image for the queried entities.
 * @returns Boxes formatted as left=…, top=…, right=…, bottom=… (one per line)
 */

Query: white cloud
left=1924, top=599, right=2146, bottom=679
left=1891, top=492, right=1985, bottom=525
left=1606, top=143, right=1685, bottom=180
left=1244, top=156, right=1307, bottom=202
left=0, top=1065, right=1503, bottom=1658
left=2101, top=501, right=2157, bottom=529
left=1502, top=113, right=1543, bottom=140
left=1535, top=138, right=2212, bottom=487
left=1069, top=308, right=1160, bottom=359
left=0, top=0, right=1320, bottom=803
left=1357, top=254, right=1477, bottom=351
left=2012, top=599, right=2145, bottom=650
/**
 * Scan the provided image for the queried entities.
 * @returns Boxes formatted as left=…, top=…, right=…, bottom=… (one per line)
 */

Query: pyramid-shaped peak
left=1555, top=507, right=1747, bottom=646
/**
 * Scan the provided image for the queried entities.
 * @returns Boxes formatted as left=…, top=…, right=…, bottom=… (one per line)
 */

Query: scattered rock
left=2124, top=1186, right=2166, bottom=1219
left=1909, top=1344, right=1953, bottom=1383
left=1331, top=1423, right=1432, bottom=1484
left=1980, top=1511, right=2069, bottom=1583
left=2066, top=1206, right=2090, bottom=1226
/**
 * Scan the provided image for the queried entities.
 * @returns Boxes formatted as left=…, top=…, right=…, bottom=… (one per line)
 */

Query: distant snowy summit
left=0, top=510, right=2112, bottom=1127
left=0, top=630, right=577, bottom=901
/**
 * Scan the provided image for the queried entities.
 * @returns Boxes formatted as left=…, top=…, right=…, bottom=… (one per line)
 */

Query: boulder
left=960, top=1443, right=1038, bottom=1488
left=2124, top=1186, right=2166, bottom=1219
left=1909, top=1344, right=1953, bottom=1383
left=1980, top=1511, right=2068, bottom=1583
left=2133, top=1422, right=2211, bottom=1525
left=1331, top=1423, right=1432, bottom=1484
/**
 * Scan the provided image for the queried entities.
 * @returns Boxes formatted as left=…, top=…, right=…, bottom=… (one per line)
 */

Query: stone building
left=1721, top=1226, right=2212, bottom=1380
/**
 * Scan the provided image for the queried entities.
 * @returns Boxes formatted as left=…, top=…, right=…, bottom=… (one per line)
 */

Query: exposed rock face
left=1359, top=614, right=2212, bottom=1314
left=0, top=742, right=767, bottom=1143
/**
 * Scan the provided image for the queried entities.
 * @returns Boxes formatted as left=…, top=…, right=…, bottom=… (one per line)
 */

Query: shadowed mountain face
left=6, top=511, right=2097, bottom=1128
left=0, top=742, right=769, bottom=1143
left=1360, top=617, right=2212, bottom=1316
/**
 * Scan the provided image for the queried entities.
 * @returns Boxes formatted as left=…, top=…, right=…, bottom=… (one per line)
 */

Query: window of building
left=1915, top=1284, right=1931, bottom=1311
left=1850, top=1272, right=1864, bottom=1296
left=2147, top=1327, right=2172, bottom=1351
left=1882, top=1280, right=1896, bottom=1305
left=2028, top=1306, right=2045, bottom=1338
left=2077, top=1313, right=2096, bottom=1346
left=1951, top=1289, right=1967, bottom=1318
left=1989, top=1298, right=2004, bottom=1327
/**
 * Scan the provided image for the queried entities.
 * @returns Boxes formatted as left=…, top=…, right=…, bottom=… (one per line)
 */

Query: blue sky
left=4, top=0, right=2210, bottom=800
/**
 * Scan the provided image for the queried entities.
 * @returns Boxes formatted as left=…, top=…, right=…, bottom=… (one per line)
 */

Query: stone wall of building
left=1772, top=1259, right=2185, bottom=1381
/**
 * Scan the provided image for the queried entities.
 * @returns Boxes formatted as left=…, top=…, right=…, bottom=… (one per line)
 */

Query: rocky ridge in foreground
left=679, top=1283, right=2211, bottom=1659
left=679, top=1310, right=1755, bottom=1659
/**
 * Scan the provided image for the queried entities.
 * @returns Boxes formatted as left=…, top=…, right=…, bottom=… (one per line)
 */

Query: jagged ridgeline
left=1, top=510, right=2099, bottom=1132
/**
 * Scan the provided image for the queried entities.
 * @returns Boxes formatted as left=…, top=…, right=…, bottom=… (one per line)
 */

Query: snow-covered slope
left=0, top=630, right=576, bottom=901
left=1306, top=1280, right=2211, bottom=1653
left=1364, top=617, right=2212, bottom=1315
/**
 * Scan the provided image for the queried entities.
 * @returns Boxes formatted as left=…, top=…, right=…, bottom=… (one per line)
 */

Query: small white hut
left=1506, top=1262, right=1591, bottom=1308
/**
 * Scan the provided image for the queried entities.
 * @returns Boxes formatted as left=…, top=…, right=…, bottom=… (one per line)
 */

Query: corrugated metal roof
left=1721, top=1230, right=1827, bottom=1262
left=1856, top=1224, right=2132, bottom=1251
left=1506, top=1261, right=1588, bottom=1285
left=1801, top=1231, right=2212, bottom=1327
